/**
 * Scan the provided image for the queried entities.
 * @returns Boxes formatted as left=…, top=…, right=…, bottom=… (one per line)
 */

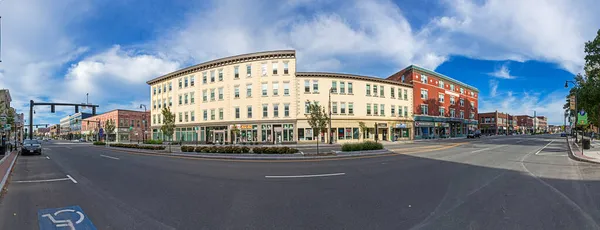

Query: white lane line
left=45, top=156, right=50, bottom=160
left=65, top=146, right=72, bottom=149
left=265, top=172, right=345, bottom=178
left=100, top=154, right=120, bottom=160
left=534, top=140, right=555, bottom=155
left=14, top=178, right=71, bottom=183
left=43, top=148, right=51, bottom=151
left=67, top=175, right=78, bottom=184
left=470, top=145, right=505, bottom=153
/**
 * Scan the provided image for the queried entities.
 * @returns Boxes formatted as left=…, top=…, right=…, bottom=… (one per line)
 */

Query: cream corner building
left=147, top=50, right=413, bottom=144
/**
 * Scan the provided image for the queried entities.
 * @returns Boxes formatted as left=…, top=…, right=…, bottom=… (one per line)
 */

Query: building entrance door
left=213, top=131, right=225, bottom=144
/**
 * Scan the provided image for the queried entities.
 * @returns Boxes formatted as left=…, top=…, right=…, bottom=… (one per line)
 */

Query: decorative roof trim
left=296, top=72, right=413, bottom=88
left=403, top=65, right=479, bottom=92
left=147, top=50, right=296, bottom=84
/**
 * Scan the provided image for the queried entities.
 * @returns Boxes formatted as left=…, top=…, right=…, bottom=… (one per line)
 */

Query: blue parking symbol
left=38, top=205, right=97, bottom=230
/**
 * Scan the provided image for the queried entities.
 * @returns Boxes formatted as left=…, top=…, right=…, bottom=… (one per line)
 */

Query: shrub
left=241, top=146, right=250, bottom=153
left=93, top=141, right=106, bottom=146
left=109, top=143, right=165, bottom=150
left=143, top=139, right=163, bottom=145
left=341, top=141, right=383, bottom=152
left=180, top=146, right=195, bottom=152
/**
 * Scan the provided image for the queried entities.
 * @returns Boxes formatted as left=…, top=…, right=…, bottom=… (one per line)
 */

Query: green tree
left=358, top=121, right=367, bottom=140
left=161, top=107, right=176, bottom=152
left=104, top=119, right=116, bottom=142
left=568, top=29, right=600, bottom=131
left=305, top=100, right=329, bottom=154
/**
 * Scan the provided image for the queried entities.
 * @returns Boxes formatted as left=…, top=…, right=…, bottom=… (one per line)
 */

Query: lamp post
left=328, top=87, right=333, bottom=144
left=565, top=80, right=579, bottom=136
left=139, top=104, right=147, bottom=143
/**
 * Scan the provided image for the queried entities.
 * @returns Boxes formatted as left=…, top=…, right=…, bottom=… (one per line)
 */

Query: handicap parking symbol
left=38, top=205, right=97, bottom=230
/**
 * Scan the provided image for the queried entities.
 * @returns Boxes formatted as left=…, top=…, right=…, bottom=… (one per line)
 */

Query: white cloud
left=489, top=80, right=498, bottom=97
left=479, top=90, right=566, bottom=125
left=488, top=65, right=517, bottom=79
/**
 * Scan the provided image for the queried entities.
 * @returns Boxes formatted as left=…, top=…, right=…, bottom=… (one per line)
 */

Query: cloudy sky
left=0, top=0, right=598, bottom=126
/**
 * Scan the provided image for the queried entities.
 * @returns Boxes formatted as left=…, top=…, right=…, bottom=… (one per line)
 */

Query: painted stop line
left=38, top=205, right=96, bottom=230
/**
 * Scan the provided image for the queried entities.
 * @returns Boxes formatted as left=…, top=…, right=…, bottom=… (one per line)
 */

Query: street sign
left=569, top=95, right=576, bottom=110
left=4, top=124, right=11, bottom=131
left=578, top=110, right=588, bottom=125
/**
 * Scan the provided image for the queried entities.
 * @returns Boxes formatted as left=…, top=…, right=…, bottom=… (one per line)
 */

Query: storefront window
left=338, top=128, right=344, bottom=140
left=345, top=128, right=352, bottom=139
left=353, top=128, right=359, bottom=139
left=298, top=128, right=305, bottom=140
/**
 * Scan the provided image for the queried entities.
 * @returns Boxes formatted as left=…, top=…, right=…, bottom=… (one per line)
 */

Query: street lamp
left=139, top=104, right=147, bottom=142
left=565, top=80, right=579, bottom=131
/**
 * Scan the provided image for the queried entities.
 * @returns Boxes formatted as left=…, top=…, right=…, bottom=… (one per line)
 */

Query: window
left=153, top=86, right=156, bottom=95
left=284, top=82, right=290, bottom=96
left=152, top=115, right=156, bottom=124
left=202, top=90, right=207, bottom=102
left=367, top=103, right=372, bottom=115
left=210, top=89, right=215, bottom=101
left=332, top=102, right=338, bottom=114
left=157, top=114, right=161, bottom=124
left=262, top=104, right=268, bottom=117
left=348, top=103, right=353, bottom=114
left=203, top=72, right=207, bottom=84
left=158, top=85, right=161, bottom=94
left=450, top=109, right=456, bottom=118
left=341, top=102, right=346, bottom=114
left=450, top=96, right=455, bottom=105
left=169, top=97, right=172, bottom=107
left=179, top=112, right=183, bottom=122
left=284, top=104, right=290, bottom=117
left=234, top=66, right=239, bottom=79
left=191, top=111, right=195, bottom=122
left=211, top=109, right=215, bottom=120
left=374, top=104, right=378, bottom=115
left=158, top=99, right=161, bottom=108
left=304, top=80, right=310, bottom=93
left=399, top=106, right=403, bottom=117
left=305, top=101, right=310, bottom=114
left=313, top=80, right=319, bottom=92
left=391, top=106, right=395, bottom=116
left=470, top=112, right=475, bottom=119
left=247, top=84, right=252, bottom=97
left=273, top=82, right=279, bottom=96
left=283, top=62, right=289, bottom=74
left=373, top=85, right=378, bottom=96
left=450, top=84, right=455, bottom=91
left=178, top=95, right=182, bottom=105
left=273, top=104, right=279, bottom=117
left=460, top=87, right=464, bottom=94
left=366, top=84, right=371, bottom=96
left=272, top=62, right=278, bottom=75
left=391, top=87, right=395, bottom=98
left=178, top=79, right=182, bottom=88
left=262, top=83, right=268, bottom=96
left=470, top=91, right=474, bottom=97
left=169, top=82, right=172, bottom=91
left=246, top=64, right=252, bottom=77
left=438, top=80, right=444, bottom=88
left=234, top=86, right=240, bottom=98
left=470, top=101, right=475, bottom=109
left=163, top=99, right=166, bottom=108
left=404, top=89, right=408, bottom=100
left=185, top=112, right=189, bottom=122
left=439, top=107, right=445, bottom=116
left=340, top=82, right=345, bottom=94
left=247, top=106, right=253, bottom=118
left=421, top=104, right=429, bottom=115
left=380, top=86, right=384, bottom=97
left=203, top=110, right=207, bottom=121
left=191, top=76, right=195, bottom=86
left=380, top=104, right=384, bottom=116
left=184, top=93, right=188, bottom=104
left=421, top=75, right=428, bottom=84
left=348, top=82, right=353, bottom=94
left=404, top=106, right=408, bottom=117
left=210, top=70, right=215, bottom=82
left=261, top=63, right=267, bottom=76
left=235, top=107, right=240, bottom=119
left=218, top=88, right=223, bottom=100
left=218, top=69, right=223, bottom=81
left=184, top=77, right=188, bottom=87
left=421, top=89, right=428, bottom=99
left=331, top=81, right=337, bottom=93
left=460, top=98, right=465, bottom=107
left=439, top=93, right=445, bottom=103
left=460, top=110, right=464, bottom=119
left=219, top=108, right=223, bottom=120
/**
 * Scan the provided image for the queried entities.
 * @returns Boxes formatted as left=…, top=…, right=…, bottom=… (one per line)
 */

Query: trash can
left=583, top=138, right=591, bottom=150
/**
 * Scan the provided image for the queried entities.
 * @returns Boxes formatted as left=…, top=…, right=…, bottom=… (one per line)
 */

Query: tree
left=359, top=121, right=367, bottom=140
left=104, top=119, right=115, bottom=142
left=161, top=107, right=176, bottom=152
left=305, top=100, right=329, bottom=154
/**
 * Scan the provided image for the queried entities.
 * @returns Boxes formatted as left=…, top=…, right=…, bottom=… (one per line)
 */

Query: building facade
left=147, top=50, right=420, bottom=144
left=536, top=116, right=548, bottom=133
left=49, top=124, right=60, bottom=138
left=478, top=111, right=516, bottom=135
left=59, top=112, right=93, bottom=140
left=81, top=109, right=150, bottom=142
left=386, top=65, right=479, bottom=139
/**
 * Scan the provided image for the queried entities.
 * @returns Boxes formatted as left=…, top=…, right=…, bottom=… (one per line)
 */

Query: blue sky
left=0, top=0, right=599, bottom=126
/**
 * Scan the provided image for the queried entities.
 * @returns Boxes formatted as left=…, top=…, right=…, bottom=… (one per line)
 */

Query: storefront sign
left=240, top=124, right=253, bottom=129
left=377, top=123, right=388, bottom=128
left=415, top=121, right=434, bottom=127
left=395, top=124, right=407, bottom=128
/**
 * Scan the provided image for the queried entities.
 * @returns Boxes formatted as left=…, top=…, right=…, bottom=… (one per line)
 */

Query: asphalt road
left=2, top=135, right=600, bottom=229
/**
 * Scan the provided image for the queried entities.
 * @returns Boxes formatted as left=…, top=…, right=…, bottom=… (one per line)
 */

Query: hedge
left=180, top=145, right=298, bottom=154
left=93, top=141, right=106, bottom=146
left=109, top=143, right=166, bottom=150
left=143, top=139, right=163, bottom=145
left=341, top=141, right=384, bottom=152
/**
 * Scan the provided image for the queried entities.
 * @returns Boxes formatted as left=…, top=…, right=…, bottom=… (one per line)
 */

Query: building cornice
left=147, top=50, right=296, bottom=85
left=296, top=72, right=413, bottom=88
left=395, top=65, right=479, bottom=92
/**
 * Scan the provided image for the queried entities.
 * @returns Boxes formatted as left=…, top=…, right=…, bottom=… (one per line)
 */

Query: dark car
left=467, top=130, right=481, bottom=139
left=21, top=139, right=42, bottom=155
left=560, top=132, right=567, bottom=137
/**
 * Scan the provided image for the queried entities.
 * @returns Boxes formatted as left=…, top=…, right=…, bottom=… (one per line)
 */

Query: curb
left=0, top=151, right=19, bottom=193
left=566, top=137, right=600, bottom=164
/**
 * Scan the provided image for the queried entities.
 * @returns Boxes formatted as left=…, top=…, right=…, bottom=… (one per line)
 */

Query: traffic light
left=75, top=105, right=79, bottom=113
left=51, top=105, right=55, bottom=113
left=92, top=106, right=96, bottom=115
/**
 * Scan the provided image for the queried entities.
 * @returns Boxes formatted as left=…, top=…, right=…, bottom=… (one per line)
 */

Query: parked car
left=21, top=139, right=42, bottom=155
left=560, top=132, right=567, bottom=137
left=467, top=130, right=481, bottom=139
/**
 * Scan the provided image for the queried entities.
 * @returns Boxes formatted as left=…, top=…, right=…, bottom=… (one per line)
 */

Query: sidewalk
left=567, top=136, right=600, bottom=163
left=0, top=151, right=18, bottom=193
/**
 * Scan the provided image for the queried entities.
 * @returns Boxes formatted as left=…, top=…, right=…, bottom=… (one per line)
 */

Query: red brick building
left=478, top=111, right=517, bottom=135
left=82, top=109, right=150, bottom=142
left=515, top=115, right=534, bottom=134
left=387, top=65, right=479, bottom=138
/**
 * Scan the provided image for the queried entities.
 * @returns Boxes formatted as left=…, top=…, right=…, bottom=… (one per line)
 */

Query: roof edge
left=401, top=65, right=479, bottom=92
left=297, top=71, right=413, bottom=88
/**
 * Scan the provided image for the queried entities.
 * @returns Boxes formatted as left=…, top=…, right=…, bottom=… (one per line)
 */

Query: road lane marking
left=100, top=155, right=120, bottom=160
left=46, top=156, right=50, bottom=159
left=265, top=172, right=345, bottom=178
left=14, top=178, right=71, bottom=183
left=67, top=175, right=78, bottom=184
left=534, top=140, right=555, bottom=155
left=470, top=145, right=506, bottom=153
left=65, top=146, right=72, bottom=149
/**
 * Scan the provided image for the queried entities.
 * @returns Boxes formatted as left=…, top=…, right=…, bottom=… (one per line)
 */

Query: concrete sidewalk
left=567, top=136, right=600, bottom=163
left=0, top=151, right=18, bottom=193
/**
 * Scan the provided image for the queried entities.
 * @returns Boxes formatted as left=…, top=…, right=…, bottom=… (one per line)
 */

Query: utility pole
left=328, top=88, right=332, bottom=144
left=533, top=110, right=536, bottom=135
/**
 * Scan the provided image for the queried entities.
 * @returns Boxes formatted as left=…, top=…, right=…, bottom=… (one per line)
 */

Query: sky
left=0, top=0, right=599, bottom=126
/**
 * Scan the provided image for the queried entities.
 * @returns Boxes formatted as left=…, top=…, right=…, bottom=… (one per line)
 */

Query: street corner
left=38, top=205, right=96, bottom=230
